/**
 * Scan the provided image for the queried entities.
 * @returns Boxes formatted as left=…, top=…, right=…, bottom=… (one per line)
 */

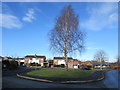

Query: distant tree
left=94, top=50, right=108, bottom=69
left=49, top=5, right=86, bottom=71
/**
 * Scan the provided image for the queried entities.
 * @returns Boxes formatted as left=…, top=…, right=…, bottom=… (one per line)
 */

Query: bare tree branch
left=94, top=50, right=108, bottom=64
left=49, top=5, right=86, bottom=70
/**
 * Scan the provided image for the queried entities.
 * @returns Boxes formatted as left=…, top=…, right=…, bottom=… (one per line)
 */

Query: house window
left=73, top=64, right=77, bottom=66
left=30, top=58, right=32, bottom=60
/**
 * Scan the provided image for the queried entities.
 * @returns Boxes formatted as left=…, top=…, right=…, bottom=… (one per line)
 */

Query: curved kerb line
left=17, top=74, right=54, bottom=82
left=17, top=72, right=105, bottom=84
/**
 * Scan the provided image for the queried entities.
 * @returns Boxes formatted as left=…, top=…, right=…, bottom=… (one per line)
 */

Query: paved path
left=2, top=67, right=119, bottom=88
left=102, top=70, right=119, bottom=88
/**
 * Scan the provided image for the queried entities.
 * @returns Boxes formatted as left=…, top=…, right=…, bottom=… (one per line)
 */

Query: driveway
left=2, top=67, right=119, bottom=88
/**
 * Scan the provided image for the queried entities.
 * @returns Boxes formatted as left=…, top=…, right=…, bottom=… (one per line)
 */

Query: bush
left=30, top=63, right=38, bottom=66
left=26, top=63, right=31, bottom=67
left=54, top=65, right=60, bottom=67
left=54, top=64, right=65, bottom=68
left=87, top=66, right=92, bottom=69
left=37, top=64, right=41, bottom=66
left=2, top=60, right=10, bottom=69
left=60, top=64, right=65, bottom=68
left=9, top=61, right=18, bottom=70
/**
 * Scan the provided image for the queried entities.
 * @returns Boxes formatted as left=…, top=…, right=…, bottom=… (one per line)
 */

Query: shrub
left=26, top=63, right=31, bottom=67
left=30, top=63, right=38, bottom=66
left=86, top=66, right=92, bottom=70
left=2, top=60, right=10, bottom=69
left=37, top=64, right=41, bottom=66
left=9, top=61, right=18, bottom=70
left=60, top=64, right=65, bottom=68
left=54, top=64, right=65, bottom=68
left=54, top=65, right=60, bottom=67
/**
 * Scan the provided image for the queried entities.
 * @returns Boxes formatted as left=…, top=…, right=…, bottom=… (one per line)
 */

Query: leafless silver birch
left=49, top=5, right=86, bottom=70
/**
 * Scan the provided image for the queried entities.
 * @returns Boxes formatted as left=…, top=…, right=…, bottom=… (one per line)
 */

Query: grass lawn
left=26, top=69, right=102, bottom=78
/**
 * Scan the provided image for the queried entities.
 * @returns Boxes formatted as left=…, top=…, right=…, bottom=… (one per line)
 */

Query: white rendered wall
left=57, top=59, right=66, bottom=65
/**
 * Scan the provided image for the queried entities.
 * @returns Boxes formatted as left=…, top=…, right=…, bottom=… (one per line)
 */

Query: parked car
left=82, top=67, right=91, bottom=70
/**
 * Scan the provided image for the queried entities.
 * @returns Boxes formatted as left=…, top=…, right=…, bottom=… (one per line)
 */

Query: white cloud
left=22, top=8, right=35, bottom=22
left=109, top=13, right=118, bottom=22
left=86, top=47, right=99, bottom=50
left=81, top=3, right=118, bottom=31
left=0, top=14, right=22, bottom=29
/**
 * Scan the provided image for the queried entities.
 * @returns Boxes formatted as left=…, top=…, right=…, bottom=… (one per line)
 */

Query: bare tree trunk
left=65, top=56, right=68, bottom=71
left=100, top=59, right=102, bottom=70
left=64, top=48, right=68, bottom=71
left=65, top=20, right=68, bottom=71
left=100, top=64, right=102, bottom=70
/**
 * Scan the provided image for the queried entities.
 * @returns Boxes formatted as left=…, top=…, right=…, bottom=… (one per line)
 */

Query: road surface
left=2, top=67, right=119, bottom=88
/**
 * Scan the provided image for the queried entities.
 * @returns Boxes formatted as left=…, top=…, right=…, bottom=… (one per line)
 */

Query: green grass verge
left=26, top=69, right=102, bottom=78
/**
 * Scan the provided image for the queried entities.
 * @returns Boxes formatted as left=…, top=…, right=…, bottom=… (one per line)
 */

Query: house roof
left=102, top=64, right=108, bottom=66
left=19, top=58, right=24, bottom=59
left=92, top=63, right=100, bottom=65
left=54, top=57, right=73, bottom=60
left=80, top=62, right=88, bottom=64
left=6, top=57, right=13, bottom=59
left=14, top=58, right=24, bottom=60
left=25, top=55, right=46, bottom=58
left=2, top=57, right=13, bottom=60
left=73, top=59, right=79, bottom=61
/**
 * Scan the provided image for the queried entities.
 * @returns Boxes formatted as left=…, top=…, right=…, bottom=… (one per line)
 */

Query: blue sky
left=1, top=2, right=118, bottom=62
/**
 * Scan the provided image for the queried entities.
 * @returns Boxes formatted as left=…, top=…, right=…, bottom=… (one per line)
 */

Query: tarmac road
left=2, top=67, right=119, bottom=88
left=102, top=70, right=119, bottom=88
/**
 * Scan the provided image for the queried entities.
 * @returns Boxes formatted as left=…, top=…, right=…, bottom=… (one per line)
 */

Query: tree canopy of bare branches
left=49, top=5, right=86, bottom=70
left=94, top=50, right=108, bottom=64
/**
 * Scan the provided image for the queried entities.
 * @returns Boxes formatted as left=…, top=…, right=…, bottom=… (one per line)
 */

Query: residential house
left=14, top=58, right=25, bottom=66
left=48, top=59, right=54, bottom=67
left=109, top=62, right=119, bottom=69
left=80, top=61, right=89, bottom=66
left=43, top=60, right=49, bottom=67
left=79, top=61, right=93, bottom=69
left=53, top=57, right=81, bottom=69
left=53, top=57, right=73, bottom=66
left=68, top=59, right=81, bottom=69
left=24, top=55, right=46, bottom=67
left=3, top=57, right=13, bottom=61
